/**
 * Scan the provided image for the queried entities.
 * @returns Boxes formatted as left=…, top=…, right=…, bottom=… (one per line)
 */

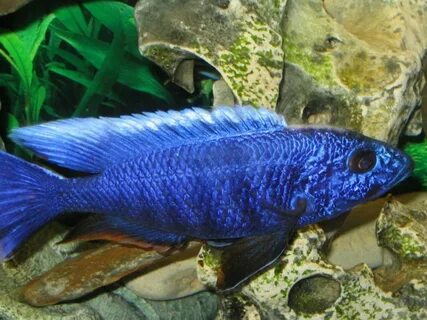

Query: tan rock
left=135, top=0, right=287, bottom=108
left=198, top=193, right=427, bottom=318
left=279, top=0, right=427, bottom=144
left=126, top=245, right=206, bottom=300
left=0, top=0, right=32, bottom=15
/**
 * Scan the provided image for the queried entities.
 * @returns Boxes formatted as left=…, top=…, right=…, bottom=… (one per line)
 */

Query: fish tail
left=0, top=151, right=63, bottom=260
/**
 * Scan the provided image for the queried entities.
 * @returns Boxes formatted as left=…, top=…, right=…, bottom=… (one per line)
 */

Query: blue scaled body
left=0, top=106, right=413, bottom=288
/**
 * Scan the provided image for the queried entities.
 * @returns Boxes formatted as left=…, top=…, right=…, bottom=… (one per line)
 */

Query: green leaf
left=44, top=46, right=91, bottom=74
left=83, top=1, right=140, bottom=57
left=53, top=2, right=89, bottom=36
left=0, top=73, right=18, bottom=92
left=31, top=85, right=47, bottom=123
left=0, top=32, right=33, bottom=90
left=15, top=13, right=55, bottom=61
left=51, top=24, right=104, bottom=69
left=47, top=63, right=93, bottom=87
left=51, top=25, right=171, bottom=102
left=83, top=1, right=132, bottom=33
left=201, top=79, right=214, bottom=96
left=0, top=12, right=54, bottom=93
left=7, top=113, right=19, bottom=133
left=47, top=63, right=126, bottom=107
left=42, top=104, right=61, bottom=118
left=73, top=29, right=124, bottom=116
left=117, top=55, right=172, bottom=102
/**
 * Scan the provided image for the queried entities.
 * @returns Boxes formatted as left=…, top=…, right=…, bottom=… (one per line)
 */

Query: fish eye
left=348, top=149, right=376, bottom=173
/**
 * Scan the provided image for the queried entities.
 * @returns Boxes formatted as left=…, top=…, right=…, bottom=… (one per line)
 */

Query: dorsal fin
left=10, top=106, right=286, bottom=173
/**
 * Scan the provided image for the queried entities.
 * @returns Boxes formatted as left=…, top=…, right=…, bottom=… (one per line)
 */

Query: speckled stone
left=377, top=198, right=427, bottom=260
left=198, top=222, right=427, bottom=319
left=278, top=0, right=427, bottom=144
left=374, top=196, right=427, bottom=293
left=135, top=0, right=286, bottom=108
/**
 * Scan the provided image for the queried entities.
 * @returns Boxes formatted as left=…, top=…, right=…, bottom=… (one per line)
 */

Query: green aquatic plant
left=404, top=138, right=427, bottom=190
left=0, top=7, right=54, bottom=128
left=48, top=1, right=172, bottom=116
left=0, top=0, right=171, bottom=154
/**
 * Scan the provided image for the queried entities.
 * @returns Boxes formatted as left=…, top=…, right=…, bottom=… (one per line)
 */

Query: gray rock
left=213, top=79, right=236, bottom=106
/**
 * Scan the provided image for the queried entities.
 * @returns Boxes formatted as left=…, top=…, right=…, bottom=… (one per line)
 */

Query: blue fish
left=0, top=106, right=412, bottom=290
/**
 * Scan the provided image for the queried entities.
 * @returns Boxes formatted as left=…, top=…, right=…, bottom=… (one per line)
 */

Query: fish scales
left=0, top=106, right=413, bottom=290
left=56, top=131, right=298, bottom=239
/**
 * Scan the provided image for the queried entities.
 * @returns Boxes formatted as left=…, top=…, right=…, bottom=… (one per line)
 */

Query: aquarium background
left=0, top=0, right=216, bottom=158
left=0, top=0, right=426, bottom=189
left=0, top=0, right=426, bottom=319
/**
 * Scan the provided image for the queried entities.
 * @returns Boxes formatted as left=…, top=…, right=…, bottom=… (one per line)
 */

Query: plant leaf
left=44, top=46, right=91, bottom=74
left=83, top=1, right=140, bottom=57
left=31, top=85, right=47, bottom=123
left=47, top=63, right=126, bottom=107
left=0, top=73, right=18, bottom=92
left=47, top=63, right=92, bottom=87
left=43, top=104, right=62, bottom=118
left=73, top=29, right=124, bottom=116
left=51, top=25, right=171, bottom=102
left=0, top=33, right=33, bottom=90
left=53, top=2, right=89, bottom=37
left=7, top=113, right=19, bottom=133
left=14, top=13, right=55, bottom=61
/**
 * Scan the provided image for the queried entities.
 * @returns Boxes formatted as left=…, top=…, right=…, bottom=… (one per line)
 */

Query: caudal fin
left=0, top=151, right=62, bottom=260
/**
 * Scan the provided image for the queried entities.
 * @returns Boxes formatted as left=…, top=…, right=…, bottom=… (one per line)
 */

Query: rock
left=198, top=194, right=427, bottom=318
left=22, top=241, right=204, bottom=306
left=135, top=0, right=286, bottom=108
left=326, top=196, right=394, bottom=270
left=377, top=197, right=427, bottom=261
left=421, top=53, right=427, bottom=134
left=125, top=244, right=207, bottom=300
left=404, top=108, right=423, bottom=137
left=287, top=275, right=341, bottom=314
left=213, top=79, right=236, bottom=106
left=135, top=0, right=427, bottom=144
left=278, top=0, right=427, bottom=144
left=374, top=196, right=427, bottom=293
left=0, top=223, right=218, bottom=319
left=173, top=59, right=195, bottom=93
left=0, top=0, right=32, bottom=15
left=328, top=193, right=427, bottom=270
left=327, top=219, right=395, bottom=270
left=22, top=243, right=166, bottom=306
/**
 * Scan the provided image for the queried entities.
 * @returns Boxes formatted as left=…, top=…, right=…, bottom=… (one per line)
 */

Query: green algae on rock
left=374, top=197, right=427, bottom=297
left=135, top=0, right=286, bottom=108
left=377, top=198, right=427, bottom=260
left=278, top=0, right=427, bottom=144
left=198, top=221, right=427, bottom=319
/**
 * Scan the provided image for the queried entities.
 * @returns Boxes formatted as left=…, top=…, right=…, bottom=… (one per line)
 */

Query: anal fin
left=61, top=215, right=187, bottom=252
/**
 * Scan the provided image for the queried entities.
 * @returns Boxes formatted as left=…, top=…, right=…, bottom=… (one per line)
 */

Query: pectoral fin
left=210, top=228, right=294, bottom=291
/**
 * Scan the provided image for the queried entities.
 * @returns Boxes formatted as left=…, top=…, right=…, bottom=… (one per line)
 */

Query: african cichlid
left=0, top=106, right=413, bottom=290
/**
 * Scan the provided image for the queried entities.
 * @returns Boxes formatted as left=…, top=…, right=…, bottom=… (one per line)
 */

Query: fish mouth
left=390, top=154, right=414, bottom=186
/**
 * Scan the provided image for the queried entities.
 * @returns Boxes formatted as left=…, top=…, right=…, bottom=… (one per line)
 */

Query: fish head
left=295, top=128, right=413, bottom=227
